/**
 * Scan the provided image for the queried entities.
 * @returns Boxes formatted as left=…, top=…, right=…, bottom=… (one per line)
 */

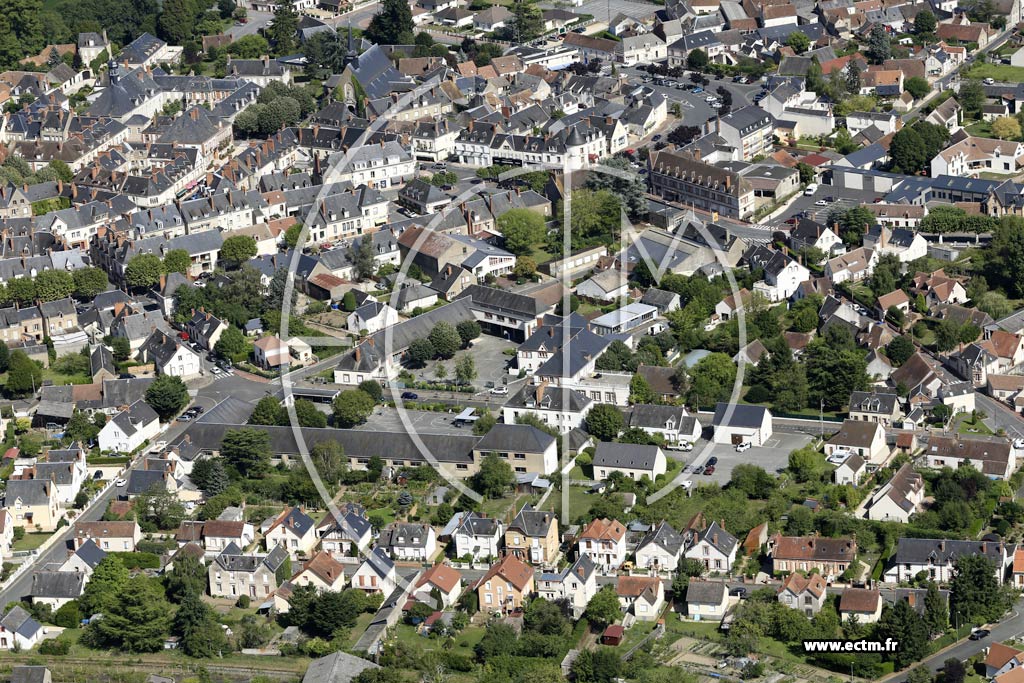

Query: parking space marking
left=763, top=438, right=781, bottom=448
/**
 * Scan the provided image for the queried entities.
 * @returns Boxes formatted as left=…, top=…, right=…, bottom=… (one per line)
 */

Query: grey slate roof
left=5, top=479, right=53, bottom=506
left=629, top=405, right=695, bottom=433
left=378, top=523, right=434, bottom=549
left=455, top=511, right=501, bottom=537
left=712, top=402, right=769, bottom=428
left=476, top=424, right=555, bottom=454
left=694, top=521, right=738, bottom=557
left=686, top=580, right=727, bottom=604
left=0, top=606, right=41, bottom=638
left=592, top=442, right=663, bottom=472
left=11, top=667, right=49, bottom=683
left=30, top=570, right=86, bottom=599
left=637, top=520, right=685, bottom=556
left=302, top=651, right=379, bottom=683
left=508, top=504, right=555, bottom=538
left=891, top=538, right=1006, bottom=566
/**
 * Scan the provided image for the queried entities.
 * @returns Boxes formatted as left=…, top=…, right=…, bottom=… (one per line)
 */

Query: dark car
left=703, top=465, right=716, bottom=475
left=192, top=405, right=205, bottom=414
left=969, top=629, right=990, bottom=640
left=652, top=134, right=663, bottom=142
left=401, top=391, right=419, bottom=400
left=693, top=465, right=705, bottom=475
left=707, top=456, right=718, bottom=466
left=729, top=587, right=748, bottom=598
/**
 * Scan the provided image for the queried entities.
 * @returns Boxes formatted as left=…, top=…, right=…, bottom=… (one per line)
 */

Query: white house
left=592, top=443, right=667, bottom=481
left=777, top=572, right=827, bottom=616
left=264, top=507, right=318, bottom=559
left=839, top=588, right=883, bottom=624
left=378, top=522, right=437, bottom=561
left=536, top=555, right=598, bottom=619
left=825, top=419, right=889, bottom=464
left=0, top=606, right=43, bottom=650
left=683, top=521, right=739, bottom=572
left=290, top=551, right=347, bottom=593
left=883, top=537, right=1011, bottom=584
left=577, top=518, right=627, bottom=573
left=452, top=512, right=502, bottom=561
left=616, top=575, right=665, bottom=621
left=97, top=400, right=160, bottom=453
left=347, top=301, right=399, bottom=335
left=635, top=521, right=685, bottom=572
left=711, top=403, right=772, bottom=446
left=866, top=463, right=924, bottom=523
left=138, top=330, right=203, bottom=381
left=413, top=563, right=463, bottom=608
left=318, top=509, right=373, bottom=558
left=627, top=405, right=700, bottom=445
left=686, top=580, right=729, bottom=621
left=832, top=453, right=866, bottom=486
left=351, top=547, right=399, bottom=594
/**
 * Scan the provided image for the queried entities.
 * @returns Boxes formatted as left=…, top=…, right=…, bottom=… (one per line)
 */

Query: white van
left=804, top=183, right=818, bottom=196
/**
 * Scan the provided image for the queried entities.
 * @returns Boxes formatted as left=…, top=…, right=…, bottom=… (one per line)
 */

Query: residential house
left=683, top=521, right=739, bottom=572
left=138, top=330, right=202, bottom=380
left=628, top=405, right=700, bottom=445
left=826, top=247, right=878, bottom=284
left=347, top=302, right=399, bottom=336
left=73, top=520, right=141, bottom=551
left=4, top=479, right=61, bottom=531
left=768, top=534, right=858, bottom=578
left=685, top=580, right=729, bottom=621
left=97, top=400, right=160, bottom=452
left=924, top=434, right=1015, bottom=479
left=866, top=463, right=924, bottom=523
left=208, top=544, right=289, bottom=599
left=824, top=419, right=888, bottom=464
left=986, top=642, right=1024, bottom=678
left=290, top=551, right=347, bottom=592
left=833, top=454, right=867, bottom=486
left=838, top=588, right=883, bottom=623
left=176, top=520, right=255, bottom=554
left=350, top=547, right=399, bottom=594
left=592, top=443, right=667, bottom=481
left=537, top=555, right=597, bottom=619
left=578, top=518, right=627, bottom=572
left=635, top=521, right=685, bottom=572
left=848, top=390, right=903, bottom=427
left=413, top=563, right=463, bottom=608
left=29, top=570, right=85, bottom=609
left=377, top=523, right=437, bottom=561
left=318, top=508, right=373, bottom=558
left=184, top=309, right=226, bottom=351
left=505, top=504, right=559, bottom=564
left=477, top=554, right=535, bottom=614
left=883, top=537, right=1010, bottom=583
left=777, top=572, right=827, bottom=616
left=616, top=575, right=665, bottom=621
left=0, top=606, right=43, bottom=650
left=452, top=512, right=502, bottom=561
left=264, top=507, right=318, bottom=559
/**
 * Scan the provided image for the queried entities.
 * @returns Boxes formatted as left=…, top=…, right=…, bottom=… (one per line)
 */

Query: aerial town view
left=2, top=0, right=1024, bottom=681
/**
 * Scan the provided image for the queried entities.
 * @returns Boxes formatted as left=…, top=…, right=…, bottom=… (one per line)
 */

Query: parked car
left=1013, top=438, right=1024, bottom=449
left=706, top=456, right=718, bottom=466
left=114, top=478, right=127, bottom=487
left=703, top=465, right=716, bottom=475
left=735, top=442, right=752, bottom=452
left=489, top=385, right=509, bottom=395
left=401, top=391, right=419, bottom=400
left=729, top=587, right=748, bottom=598
left=970, top=629, right=991, bottom=640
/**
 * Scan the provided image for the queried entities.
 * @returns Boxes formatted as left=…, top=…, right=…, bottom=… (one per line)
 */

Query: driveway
left=766, top=185, right=886, bottom=229
left=225, top=11, right=273, bottom=39
left=682, top=431, right=814, bottom=487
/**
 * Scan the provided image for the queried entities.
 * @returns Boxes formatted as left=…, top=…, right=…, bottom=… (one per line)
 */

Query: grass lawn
left=965, top=120, right=994, bottom=138
left=663, top=617, right=722, bottom=642
left=528, top=244, right=556, bottom=266
left=545, top=484, right=593, bottom=523
left=13, top=532, right=53, bottom=552
left=959, top=417, right=994, bottom=436
left=968, top=62, right=1024, bottom=81
left=345, top=612, right=376, bottom=648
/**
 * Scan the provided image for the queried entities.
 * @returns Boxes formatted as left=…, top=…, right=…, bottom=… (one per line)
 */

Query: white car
left=667, top=441, right=694, bottom=452
left=815, top=199, right=827, bottom=206
left=489, top=385, right=509, bottom=395
left=1014, top=438, right=1024, bottom=450
left=114, top=478, right=127, bottom=487
left=735, top=442, right=752, bottom=452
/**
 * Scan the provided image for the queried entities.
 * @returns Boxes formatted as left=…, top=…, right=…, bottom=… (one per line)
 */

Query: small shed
left=601, top=624, right=624, bottom=646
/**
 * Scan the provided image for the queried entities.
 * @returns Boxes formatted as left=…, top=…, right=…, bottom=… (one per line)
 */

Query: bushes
left=39, top=638, right=71, bottom=655
left=237, top=595, right=251, bottom=608
left=109, top=551, right=161, bottom=570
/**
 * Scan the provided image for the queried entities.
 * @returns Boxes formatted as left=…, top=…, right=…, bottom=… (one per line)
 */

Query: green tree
left=266, top=0, right=298, bottom=54
left=796, top=162, right=816, bottom=185
left=785, top=31, right=810, bottom=54
left=923, top=581, right=947, bottom=636
left=629, top=373, right=655, bottom=405
left=332, top=389, right=375, bottom=427
left=497, top=208, right=546, bottom=255
left=357, top=380, right=383, bottom=403
left=587, top=404, right=624, bottom=441
left=867, top=25, right=890, bottom=63
left=5, top=350, right=41, bottom=397
left=220, top=428, right=272, bottom=477
left=214, top=325, right=246, bottom=359
left=687, top=352, right=737, bottom=409
left=513, top=256, right=537, bottom=279
left=165, top=555, right=206, bottom=603
left=804, top=334, right=869, bottom=410
left=342, top=290, right=357, bottom=312
left=993, top=115, right=1022, bottom=141
left=686, top=48, right=708, bottom=71
left=959, top=79, right=986, bottom=117
left=429, top=321, right=461, bottom=360
left=72, top=267, right=110, bottom=299
left=510, top=0, right=543, bottom=41
left=228, top=34, right=269, bottom=58
left=284, top=224, right=303, bottom=249
left=35, top=269, right=74, bottom=301
left=250, top=395, right=286, bottom=425
left=157, top=0, right=196, bottom=45
left=220, top=235, right=258, bottom=268
left=144, top=374, right=189, bottom=420
left=53, top=601, right=81, bottom=628
left=454, top=354, right=477, bottom=385
left=111, top=336, right=131, bottom=362
left=353, top=237, right=376, bottom=281
left=877, top=598, right=929, bottom=669
left=125, top=253, right=164, bottom=290
left=886, top=335, right=915, bottom=367
left=584, top=586, right=622, bottom=629
left=475, top=451, right=514, bottom=498
left=730, top=464, right=775, bottom=498
left=587, top=156, right=648, bottom=220
left=89, top=576, right=172, bottom=652
left=950, top=555, right=1008, bottom=625
left=365, top=0, right=414, bottom=45
left=174, top=591, right=227, bottom=657
left=914, top=9, right=936, bottom=34
left=163, top=249, right=191, bottom=275
left=293, top=398, right=328, bottom=428
left=905, top=76, right=930, bottom=100
left=788, top=445, right=825, bottom=483
left=406, top=338, right=434, bottom=368
left=80, top=557, right=130, bottom=616
left=456, top=320, right=481, bottom=347
left=189, top=459, right=230, bottom=496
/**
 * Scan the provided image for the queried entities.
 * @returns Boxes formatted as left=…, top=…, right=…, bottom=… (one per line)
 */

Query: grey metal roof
left=476, top=424, right=555, bottom=454
left=712, top=402, right=769, bottom=428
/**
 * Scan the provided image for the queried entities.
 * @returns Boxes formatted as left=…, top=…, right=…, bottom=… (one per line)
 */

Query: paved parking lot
left=573, top=0, right=660, bottom=22
left=356, top=407, right=474, bottom=435
left=674, top=431, right=814, bottom=488
left=766, top=185, right=885, bottom=229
